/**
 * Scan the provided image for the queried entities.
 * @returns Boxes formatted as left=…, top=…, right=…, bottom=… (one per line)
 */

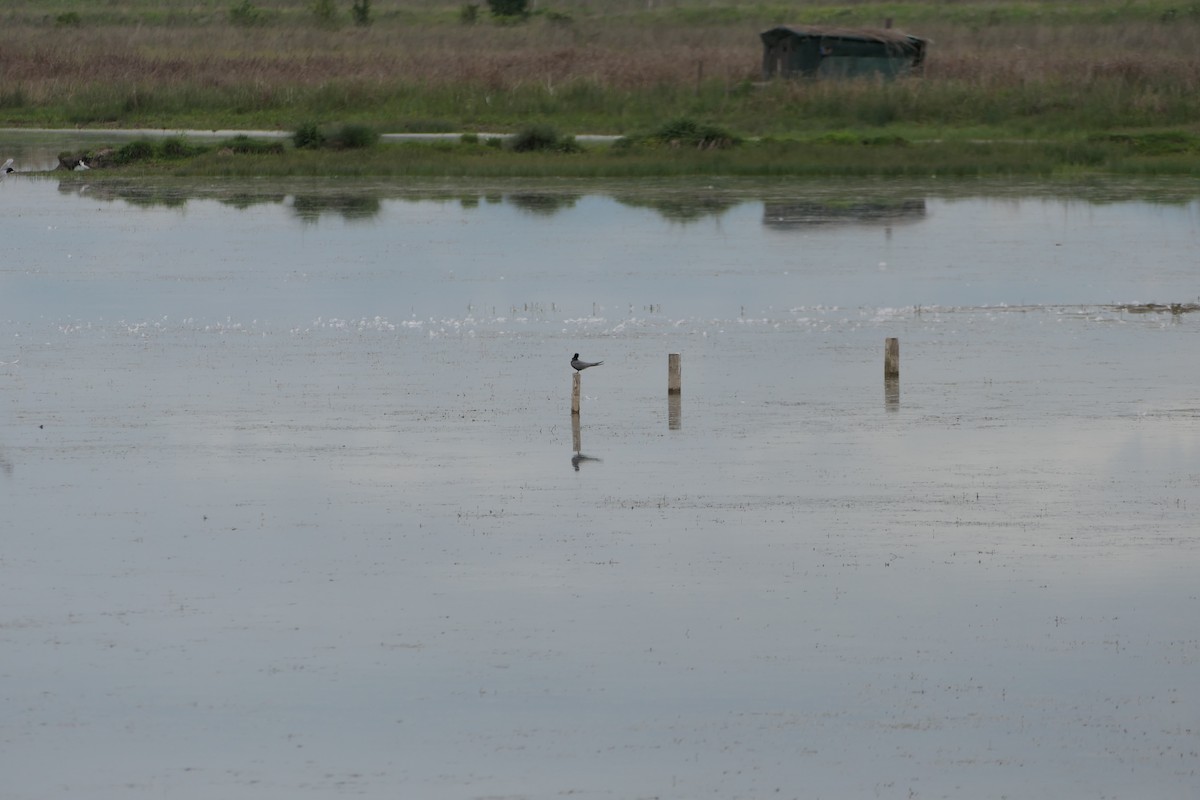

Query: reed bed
left=2, top=2, right=1199, bottom=141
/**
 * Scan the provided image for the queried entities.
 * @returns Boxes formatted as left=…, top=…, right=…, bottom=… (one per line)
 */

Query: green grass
left=59, top=128, right=1200, bottom=179
left=6, top=0, right=1200, bottom=174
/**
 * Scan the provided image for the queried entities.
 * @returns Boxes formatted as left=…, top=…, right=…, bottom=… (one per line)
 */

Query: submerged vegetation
left=4, top=0, right=1200, bottom=175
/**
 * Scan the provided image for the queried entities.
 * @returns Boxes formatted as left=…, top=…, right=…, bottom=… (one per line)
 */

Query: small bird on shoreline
left=571, top=353, right=603, bottom=371
left=1, top=159, right=14, bottom=177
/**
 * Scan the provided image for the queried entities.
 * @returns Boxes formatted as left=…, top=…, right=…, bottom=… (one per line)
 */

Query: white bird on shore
left=1, top=159, right=14, bottom=177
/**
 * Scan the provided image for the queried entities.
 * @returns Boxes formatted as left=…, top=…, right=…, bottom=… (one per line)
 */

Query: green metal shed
left=761, top=26, right=927, bottom=79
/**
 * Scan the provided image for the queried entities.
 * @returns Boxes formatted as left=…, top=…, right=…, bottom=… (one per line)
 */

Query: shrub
left=293, top=123, right=378, bottom=150
left=555, top=135, right=583, bottom=154
left=294, top=122, right=327, bottom=149
left=311, top=0, right=339, bottom=27
left=222, top=135, right=286, bottom=155
left=460, top=3, right=479, bottom=24
left=228, top=0, right=265, bottom=26
left=114, top=140, right=156, bottom=164
left=648, top=118, right=740, bottom=150
left=351, top=0, right=371, bottom=26
left=159, top=137, right=204, bottom=159
left=487, top=0, right=528, bottom=19
left=510, top=124, right=561, bottom=152
left=54, top=11, right=82, bottom=27
left=1092, top=131, right=1199, bottom=155
left=811, top=131, right=861, bottom=146
left=333, top=124, right=379, bottom=149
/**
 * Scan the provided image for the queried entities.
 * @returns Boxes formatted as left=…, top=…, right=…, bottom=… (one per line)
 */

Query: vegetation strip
left=4, top=1, right=1199, bottom=175
left=38, top=121, right=1200, bottom=178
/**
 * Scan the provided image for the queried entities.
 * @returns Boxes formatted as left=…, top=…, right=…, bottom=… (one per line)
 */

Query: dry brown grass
left=5, top=20, right=1198, bottom=89
left=3, top=16, right=1199, bottom=132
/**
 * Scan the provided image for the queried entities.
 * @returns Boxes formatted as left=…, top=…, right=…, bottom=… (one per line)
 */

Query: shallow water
left=2, top=171, right=1199, bottom=799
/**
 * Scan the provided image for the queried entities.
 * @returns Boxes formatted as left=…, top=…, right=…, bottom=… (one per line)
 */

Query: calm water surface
left=1, top=170, right=1198, bottom=799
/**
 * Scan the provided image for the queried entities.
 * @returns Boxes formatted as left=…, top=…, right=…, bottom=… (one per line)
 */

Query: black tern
left=571, top=353, right=603, bottom=371
left=1, top=159, right=13, bottom=177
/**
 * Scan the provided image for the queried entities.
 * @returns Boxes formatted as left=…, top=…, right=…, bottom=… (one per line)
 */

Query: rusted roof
left=761, top=26, right=926, bottom=47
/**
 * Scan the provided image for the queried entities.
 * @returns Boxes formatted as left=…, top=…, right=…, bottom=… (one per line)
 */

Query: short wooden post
left=884, top=338, right=899, bottom=380
left=572, top=412, right=581, bottom=452
left=668, top=353, right=681, bottom=395
left=571, top=372, right=581, bottom=415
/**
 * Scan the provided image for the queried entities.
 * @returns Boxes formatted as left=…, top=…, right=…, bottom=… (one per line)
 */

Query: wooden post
left=572, top=412, right=581, bottom=453
left=668, top=353, right=681, bottom=395
left=885, top=337, right=900, bottom=410
left=884, top=338, right=899, bottom=380
left=571, top=372, right=581, bottom=415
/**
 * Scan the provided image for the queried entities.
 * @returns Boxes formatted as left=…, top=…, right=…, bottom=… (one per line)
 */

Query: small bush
left=159, top=137, right=204, bottom=159
left=0, top=88, right=29, bottom=110
left=811, top=131, right=862, bottom=146
left=222, top=135, right=285, bottom=155
left=460, top=3, right=480, bottom=24
left=114, top=140, right=156, bottom=164
left=647, top=118, right=740, bottom=150
left=862, top=134, right=910, bottom=147
left=1092, top=131, right=1199, bottom=155
left=460, top=132, right=479, bottom=144
left=487, top=0, right=528, bottom=19
left=311, top=0, right=339, bottom=27
left=228, top=0, right=265, bottom=26
left=294, top=122, right=327, bottom=149
left=510, top=124, right=561, bottom=152
left=293, top=123, right=378, bottom=150
left=556, top=135, right=583, bottom=154
left=54, top=11, right=82, bottom=27
left=351, top=0, right=371, bottom=26
left=333, top=124, right=379, bottom=149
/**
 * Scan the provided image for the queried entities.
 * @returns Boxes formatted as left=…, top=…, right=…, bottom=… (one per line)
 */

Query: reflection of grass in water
left=614, top=191, right=738, bottom=223
left=48, top=172, right=1200, bottom=222
left=291, top=193, right=382, bottom=221
left=222, top=192, right=287, bottom=210
left=507, top=192, right=580, bottom=215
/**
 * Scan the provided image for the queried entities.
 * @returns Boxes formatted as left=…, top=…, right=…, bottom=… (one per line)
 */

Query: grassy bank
left=4, top=1, right=1200, bottom=174
left=50, top=125, right=1200, bottom=179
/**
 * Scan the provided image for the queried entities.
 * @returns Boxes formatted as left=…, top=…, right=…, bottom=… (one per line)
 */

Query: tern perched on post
left=571, top=353, right=603, bottom=371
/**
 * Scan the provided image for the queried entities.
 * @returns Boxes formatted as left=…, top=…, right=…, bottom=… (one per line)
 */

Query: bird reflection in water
left=570, top=410, right=602, bottom=471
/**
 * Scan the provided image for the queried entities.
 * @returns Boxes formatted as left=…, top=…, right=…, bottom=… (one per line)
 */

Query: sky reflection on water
left=1, top=174, right=1198, bottom=800
left=4, top=176, right=1199, bottom=325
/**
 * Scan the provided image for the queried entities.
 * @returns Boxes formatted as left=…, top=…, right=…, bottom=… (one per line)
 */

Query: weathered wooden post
left=571, top=372, right=581, bottom=415
left=884, top=338, right=899, bottom=380
left=885, top=338, right=900, bottom=410
left=668, top=353, right=681, bottom=429
left=572, top=411, right=581, bottom=453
